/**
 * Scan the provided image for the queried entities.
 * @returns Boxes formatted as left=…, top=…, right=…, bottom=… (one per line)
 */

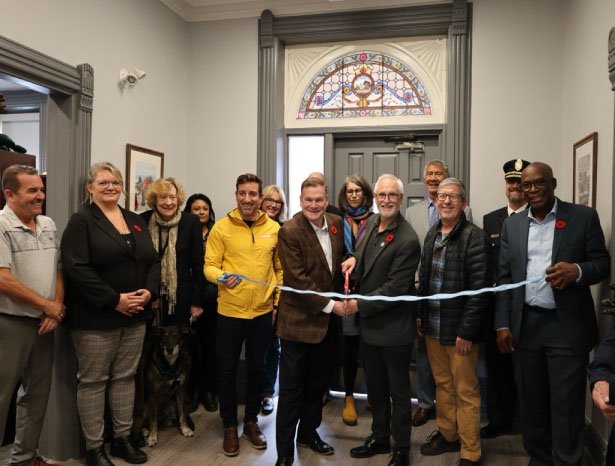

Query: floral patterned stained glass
left=297, top=51, right=431, bottom=120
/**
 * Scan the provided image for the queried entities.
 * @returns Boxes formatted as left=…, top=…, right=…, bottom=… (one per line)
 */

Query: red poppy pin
left=134, top=224, right=142, bottom=232
left=555, top=220, right=567, bottom=229
left=330, top=226, right=338, bottom=234
left=386, top=234, right=394, bottom=243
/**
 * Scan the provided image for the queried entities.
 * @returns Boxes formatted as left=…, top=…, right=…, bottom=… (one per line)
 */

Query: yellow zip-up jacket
left=204, top=208, right=283, bottom=319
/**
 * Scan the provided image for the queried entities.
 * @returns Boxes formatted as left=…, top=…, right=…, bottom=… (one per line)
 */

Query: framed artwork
left=572, top=132, right=597, bottom=208
left=125, top=144, right=164, bottom=212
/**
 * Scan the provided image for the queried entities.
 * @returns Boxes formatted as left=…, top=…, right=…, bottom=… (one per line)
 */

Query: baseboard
left=585, top=421, right=607, bottom=466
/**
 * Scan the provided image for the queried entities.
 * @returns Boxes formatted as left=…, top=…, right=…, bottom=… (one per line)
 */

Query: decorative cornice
left=160, top=0, right=452, bottom=23
left=78, top=64, right=94, bottom=112
left=0, top=35, right=80, bottom=95
left=450, top=0, right=468, bottom=35
left=609, top=27, right=615, bottom=91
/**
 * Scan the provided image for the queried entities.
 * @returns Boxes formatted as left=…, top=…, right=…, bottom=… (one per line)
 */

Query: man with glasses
left=417, top=178, right=491, bottom=466
left=480, top=158, right=529, bottom=440
left=495, top=162, right=610, bottom=466
left=343, top=174, right=420, bottom=466
left=404, top=160, right=472, bottom=427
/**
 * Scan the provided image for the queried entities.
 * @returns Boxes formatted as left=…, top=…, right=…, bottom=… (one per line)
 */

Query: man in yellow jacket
left=205, top=173, right=283, bottom=458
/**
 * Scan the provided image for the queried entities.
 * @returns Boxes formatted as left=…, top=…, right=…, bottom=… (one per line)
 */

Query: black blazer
left=495, top=199, right=610, bottom=354
left=354, top=213, right=421, bottom=347
left=140, top=210, right=206, bottom=324
left=61, top=202, right=160, bottom=330
left=483, top=206, right=508, bottom=282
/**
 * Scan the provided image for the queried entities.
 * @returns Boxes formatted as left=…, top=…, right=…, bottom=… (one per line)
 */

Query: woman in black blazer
left=140, top=178, right=205, bottom=326
left=61, top=162, right=160, bottom=466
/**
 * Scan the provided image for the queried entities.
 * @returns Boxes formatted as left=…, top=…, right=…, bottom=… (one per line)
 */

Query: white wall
left=470, top=0, right=565, bottom=225
left=186, top=18, right=258, bottom=217
left=1, top=0, right=190, bottom=193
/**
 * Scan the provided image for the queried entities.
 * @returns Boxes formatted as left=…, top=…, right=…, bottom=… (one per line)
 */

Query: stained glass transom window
left=297, top=51, right=431, bottom=120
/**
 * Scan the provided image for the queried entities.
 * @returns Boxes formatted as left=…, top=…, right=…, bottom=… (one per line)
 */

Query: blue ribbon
left=217, top=273, right=545, bottom=302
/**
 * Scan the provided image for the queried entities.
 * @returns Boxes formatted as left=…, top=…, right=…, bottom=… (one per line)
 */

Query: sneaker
left=420, top=430, right=461, bottom=456
left=261, top=397, right=275, bottom=416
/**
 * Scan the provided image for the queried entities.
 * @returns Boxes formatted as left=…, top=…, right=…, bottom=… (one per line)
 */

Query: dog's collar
left=152, top=354, right=184, bottom=382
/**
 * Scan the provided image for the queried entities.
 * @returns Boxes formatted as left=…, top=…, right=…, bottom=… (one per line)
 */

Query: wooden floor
left=1, top=395, right=534, bottom=466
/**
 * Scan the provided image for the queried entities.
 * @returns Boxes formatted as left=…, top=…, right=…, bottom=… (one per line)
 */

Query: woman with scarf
left=141, top=178, right=205, bottom=327
left=337, top=174, right=374, bottom=426
left=130, top=178, right=205, bottom=444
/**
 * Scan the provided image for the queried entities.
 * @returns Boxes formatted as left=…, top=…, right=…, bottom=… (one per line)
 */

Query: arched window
left=297, top=51, right=431, bottom=119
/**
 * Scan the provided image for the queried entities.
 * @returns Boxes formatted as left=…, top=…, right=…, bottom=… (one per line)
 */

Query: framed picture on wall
left=125, top=144, right=164, bottom=212
left=572, top=132, right=597, bottom=208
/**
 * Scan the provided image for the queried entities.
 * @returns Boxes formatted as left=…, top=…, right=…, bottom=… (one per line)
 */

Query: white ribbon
left=225, top=274, right=544, bottom=303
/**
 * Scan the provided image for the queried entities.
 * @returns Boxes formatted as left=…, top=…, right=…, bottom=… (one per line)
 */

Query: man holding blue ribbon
left=496, top=162, right=610, bottom=466
left=344, top=174, right=420, bottom=466
left=274, top=176, right=348, bottom=466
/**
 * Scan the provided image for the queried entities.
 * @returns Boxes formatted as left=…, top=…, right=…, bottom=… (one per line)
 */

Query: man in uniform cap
left=480, top=158, right=530, bottom=439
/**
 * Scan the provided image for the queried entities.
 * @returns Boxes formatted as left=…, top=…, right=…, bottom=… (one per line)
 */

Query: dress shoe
left=204, top=391, right=218, bottom=412
left=297, top=434, right=334, bottom=455
left=110, top=436, right=147, bottom=464
left=129, top=431, right=146, bottom=448
left=412, top=407, right=435, bottom=426
left=388, top=448, right=410, bottom=466
left=26, top=458, right=54, bottom=466
left=243, top=421, right=267, bottom=449
left=85, top=447, right=115, bottom=466
left=350, top=435, right=391, bottom=458
left=480, top=423, right=512, bottom=439
left=342, top=395, right=358, bottom=426
left=275, top=457, right=294, bottom=466
left=223, top=426, right=240, bottom=456
left=420, top=430, right=461, bottom=456
left=261, top=397, right=275, bottom=416
left=458, top=459, right=480, bottom=465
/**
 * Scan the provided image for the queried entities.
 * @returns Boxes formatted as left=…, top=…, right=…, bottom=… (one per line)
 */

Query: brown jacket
left=276, top=212, right=344, bottom=344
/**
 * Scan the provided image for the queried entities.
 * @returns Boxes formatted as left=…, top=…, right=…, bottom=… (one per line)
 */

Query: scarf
left=343, top=206, right=371, bottom=253
left=148, top=209, right=181, bottom=317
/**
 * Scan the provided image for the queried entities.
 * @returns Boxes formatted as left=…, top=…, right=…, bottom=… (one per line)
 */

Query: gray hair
left=374, top=174, right=404, bottom=196
left=437, top=177, right=466, bottom=201
left=424, top=159, right=450, bottom=178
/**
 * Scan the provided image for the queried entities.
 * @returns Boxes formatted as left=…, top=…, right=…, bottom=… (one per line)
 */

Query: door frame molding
left=0, top=34, right=93, bottom=230
left=257, top=0, right=471, bottom=197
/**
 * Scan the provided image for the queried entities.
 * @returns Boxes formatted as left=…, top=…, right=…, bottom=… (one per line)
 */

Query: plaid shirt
left=426, top=231, right=448, bottom=338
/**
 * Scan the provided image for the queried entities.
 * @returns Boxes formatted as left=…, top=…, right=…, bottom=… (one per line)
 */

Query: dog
left=143, top=325, right=194, bottom=447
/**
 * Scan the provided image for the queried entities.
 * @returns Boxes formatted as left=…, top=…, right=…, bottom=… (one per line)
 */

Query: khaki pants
left=425, top=337, right=481, bottom=462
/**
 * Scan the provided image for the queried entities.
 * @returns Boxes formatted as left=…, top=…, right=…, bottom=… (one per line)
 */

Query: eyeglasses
left=436, top=193, right=462, bottom=202
left=521, top=178, right=551, bottom=192
left=346, top=188, right=363, bottom=196
left=96, top=180, right=122, bottom=188
left=376, top=192, right=400, bottom=201
left=264, top=197, right=283, bottom=206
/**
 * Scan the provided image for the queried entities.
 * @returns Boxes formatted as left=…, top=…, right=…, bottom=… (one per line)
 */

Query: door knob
left=601, top=283, right=615, bottom=315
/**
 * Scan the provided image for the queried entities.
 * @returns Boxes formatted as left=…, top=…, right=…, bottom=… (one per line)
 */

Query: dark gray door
left=331, top=134, right=444, bottom=209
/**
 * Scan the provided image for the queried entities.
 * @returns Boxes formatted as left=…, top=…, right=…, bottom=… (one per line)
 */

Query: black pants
left=342, top=334, right=361, bottom=395
left=363, top=341, right=412, bottom=449
left=276, top=318, right=338, bottom=457
left=190, top=307, right=218, bottom=399
left=216, top=312, right=272, bottom=428
left=484, top=327, right=516, bottom=427
left=514, top=308, right=587, bottom=466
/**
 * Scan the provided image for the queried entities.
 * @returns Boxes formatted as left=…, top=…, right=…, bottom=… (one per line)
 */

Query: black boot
left=86, top=446, right=115, bottom=466
left=110, top=436, right=148, bottom=464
